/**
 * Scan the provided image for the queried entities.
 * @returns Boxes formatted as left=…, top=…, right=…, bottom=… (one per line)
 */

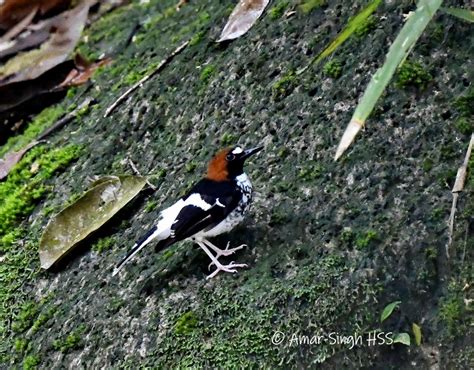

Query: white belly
left=195, top=173, right=252, bottom=239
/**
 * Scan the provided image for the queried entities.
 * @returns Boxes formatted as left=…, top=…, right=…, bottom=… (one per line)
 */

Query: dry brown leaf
left=0, top=140, right=43, bottom=180
left=57, top=54, right=112, bottom=88
left=217, top=0, right=269, bottom=42
left=0, top=0, right=71, bottom=30
left=0, top=5, right=38, bottom=42
left=0, top=2, right=90, bottom=86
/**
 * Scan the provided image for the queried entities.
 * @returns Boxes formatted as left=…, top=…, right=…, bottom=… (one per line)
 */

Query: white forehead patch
left=232, top=147, right=243, bottom=154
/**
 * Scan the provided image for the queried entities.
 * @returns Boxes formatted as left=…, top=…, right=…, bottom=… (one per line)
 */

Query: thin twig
left=128, top=158, right=157, bottom=191
left=37, top=97, right=95, bottom=141
left=104, top=41, right=189, bottom=118
left=446, top=133, right=474, bottom=257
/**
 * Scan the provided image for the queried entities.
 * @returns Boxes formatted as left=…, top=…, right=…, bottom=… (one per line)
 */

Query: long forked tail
left=113, top=225, right=163, bottom=276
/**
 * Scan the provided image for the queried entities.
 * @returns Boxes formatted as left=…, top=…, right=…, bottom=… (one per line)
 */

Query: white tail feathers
left=112, top=226, right=162, bottom=276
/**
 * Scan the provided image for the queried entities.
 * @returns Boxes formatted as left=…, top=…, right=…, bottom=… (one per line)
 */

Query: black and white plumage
left=112, top=145, right=262, bottom=279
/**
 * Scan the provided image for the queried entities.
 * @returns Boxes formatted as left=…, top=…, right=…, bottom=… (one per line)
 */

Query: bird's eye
left=226, top=153, right=235, bottom=161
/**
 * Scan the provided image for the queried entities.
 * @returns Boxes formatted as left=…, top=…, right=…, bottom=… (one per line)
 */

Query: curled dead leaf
left=57, top=54, right=112, bottom=88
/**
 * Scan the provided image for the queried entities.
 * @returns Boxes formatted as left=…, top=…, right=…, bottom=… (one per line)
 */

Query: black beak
left=241, top=146, right=263, bottom=160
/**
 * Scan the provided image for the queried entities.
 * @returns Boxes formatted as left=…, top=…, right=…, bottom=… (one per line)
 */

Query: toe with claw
left=206, top=261, right=248, bottom=279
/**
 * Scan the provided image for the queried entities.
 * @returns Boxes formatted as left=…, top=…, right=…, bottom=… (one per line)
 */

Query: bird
left=112, top=145, right=263, bottom=279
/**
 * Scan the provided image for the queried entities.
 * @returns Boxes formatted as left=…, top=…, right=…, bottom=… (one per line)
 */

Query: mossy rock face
left=1, top=0, right=473, bottom=368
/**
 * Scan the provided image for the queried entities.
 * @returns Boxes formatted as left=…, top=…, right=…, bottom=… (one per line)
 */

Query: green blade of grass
left=297, top=0, right=382, bottom=75
left=315, top=0, right=382, bottom=64
left=441, top=7, right=474, bottom=23
left=335, top=0, right=443, bottom=160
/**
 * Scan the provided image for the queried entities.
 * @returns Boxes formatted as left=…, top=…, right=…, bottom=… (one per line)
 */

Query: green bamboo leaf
left=393, top=332, right=411, bottom=346
left=335, top=0, right=443, bottom=160
left=39, top=175, right=147, bottom=269
left=412, top=323, right=422, bottom=345
left=441, top=7, right=474, bottom=23
left=380, top=300, right=401, bottom=322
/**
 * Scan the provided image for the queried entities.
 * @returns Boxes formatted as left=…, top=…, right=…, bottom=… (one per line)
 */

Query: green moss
left=0, top=105, right=65, bottom=157
left=123, top=68, right=147, bottom=86
left=269, top=1, right=289, bottom=19
left=171, top=11, right=211, bottom=44
left=298, top=163, right=324, bottom=181
left=22, top=355, right=40, bottom=370
left=92, top=237, right=115, bottom=253
left=185, top=162, right=197, bottom=173
left=277, top=147, right=290, bottom=158
left=189, top=30, right=206, bottom=46
left=11, top=302, right=39, bottom=333
left=0, top=144, right=80, bottom=364
left=220, top=132, right=237, bottom=146
left=270, top=210, right=288, bottom=226
left=396, top=61, right=432, bottom=89
left=145, top=200, right=159, bottom=212
left=174, top=311, right=198, bottom=335
left=31, top=306, right=57, bottom=334
left=323, top=60, right=342, bottom=79
left=200, top=65, right=216, bottom=84
left=0, top=145, right=81, bottom=236
left=422, top=158, right=433, bottom=171
left=439, top=295, right=465, bottom=336
left=437, top=167, right=456, bottom=188
left=299, top=0, right=326, bottom=14
left=272, top=70, right=296, bottom=98
left=454, top=117, right=473, bottom=135
left=354, top=15, right=377, bottom=37
left=355, top=230, right=378, bottom=250
left=106, top=298, right=125, bottom=314
left=340, top=228, right=354, bottom=246
left=430, top=207, right=445, bottom=221
left=151, top=253, right=377, bottom=367
left=162, top=249, right=175, bottom=260
left=454, top=88, right=474, bottom=117
left=53, top=325, right=86, bottom=353
left=14, top=338, right=28, bottom=353
left=424, top=247, right=437, bottom=260
left=453, top=88, right=474, bottom=135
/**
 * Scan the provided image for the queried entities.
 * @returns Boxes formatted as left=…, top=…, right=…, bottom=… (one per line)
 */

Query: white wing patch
left=154, top=193, right=213, bottom=240
left=186, top=193, right=213, bottom=210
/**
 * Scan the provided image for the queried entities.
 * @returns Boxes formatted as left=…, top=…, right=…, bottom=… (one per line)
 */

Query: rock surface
left=0, top=0, right=472, bottom=368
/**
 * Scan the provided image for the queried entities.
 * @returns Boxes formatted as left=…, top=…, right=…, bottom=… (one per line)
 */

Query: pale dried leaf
left=0, top=3, right=90, bottom=86
left=217, top=0, right=269, bottom=42
left=39, top=175, right=147, bottom=269
left=0, top=140, right=43, bottom=180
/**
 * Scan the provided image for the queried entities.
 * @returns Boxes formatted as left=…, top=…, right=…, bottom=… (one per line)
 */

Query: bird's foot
left=215, top=242, right=247, bottom=258
left=204, top=240, right=247, bottom=259
left=206, top=261, right=248, bottom=280
left=207, top=243, right=246, bottom=270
